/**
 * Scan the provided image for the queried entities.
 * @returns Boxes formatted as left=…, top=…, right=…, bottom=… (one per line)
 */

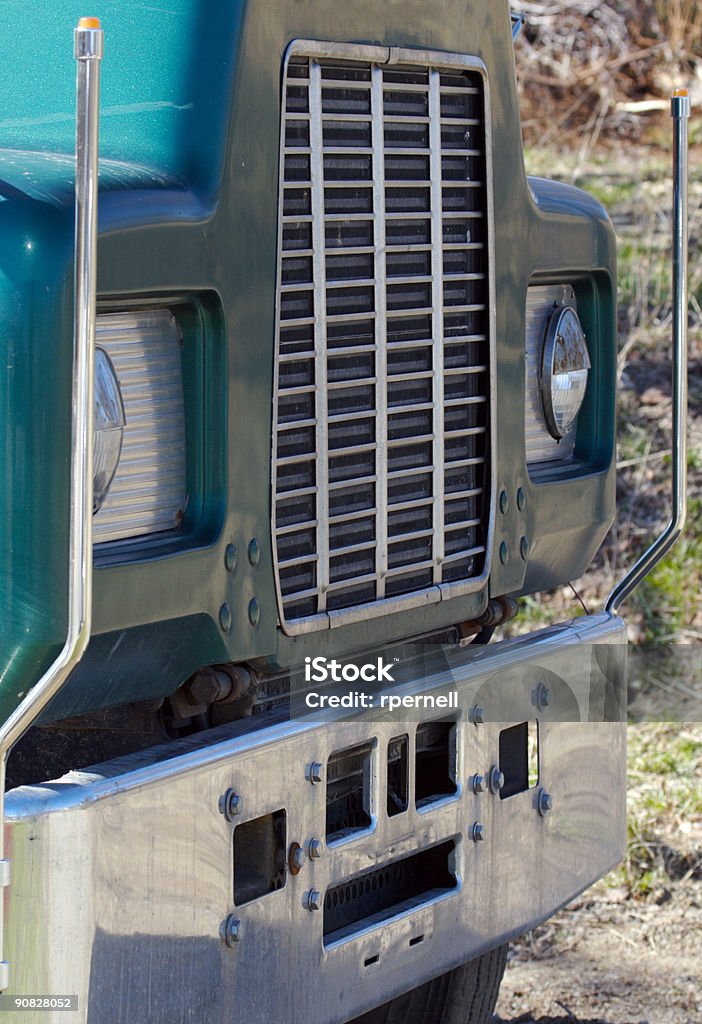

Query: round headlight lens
left=540, top=305, right=591, bottom=440
left=94, top=347, right=125, bottom=513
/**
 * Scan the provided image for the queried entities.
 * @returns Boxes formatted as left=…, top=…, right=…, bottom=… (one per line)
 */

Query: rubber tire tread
left=348, top=944, right=509, bottom=1024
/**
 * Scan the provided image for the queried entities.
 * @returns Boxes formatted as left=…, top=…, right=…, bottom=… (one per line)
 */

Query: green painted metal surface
left=0, top=0, right=617, bottom=726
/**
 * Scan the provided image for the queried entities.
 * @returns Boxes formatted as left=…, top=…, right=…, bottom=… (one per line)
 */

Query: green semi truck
left=0, top=3, right=689, bottom=1022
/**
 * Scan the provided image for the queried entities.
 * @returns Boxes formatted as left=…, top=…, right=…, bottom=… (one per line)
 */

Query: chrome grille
left=273, top=45, right=492, bottom=631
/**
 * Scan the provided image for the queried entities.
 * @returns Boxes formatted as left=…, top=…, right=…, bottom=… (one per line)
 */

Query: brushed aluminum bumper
left=4, top=612, right=627, bottom=1024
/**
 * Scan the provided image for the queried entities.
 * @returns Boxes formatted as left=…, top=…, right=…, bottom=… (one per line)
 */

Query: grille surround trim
left=273, top=41, right=497, bottom=635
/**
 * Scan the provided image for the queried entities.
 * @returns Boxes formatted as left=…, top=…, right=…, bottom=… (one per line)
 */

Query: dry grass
left=512, top=0, right=702, bottom=159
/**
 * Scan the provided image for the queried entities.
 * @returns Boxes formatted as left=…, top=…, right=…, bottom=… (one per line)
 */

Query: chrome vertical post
left=0, top=18, right=103, bottom=989
left=605, top=89, right=690, bottom=614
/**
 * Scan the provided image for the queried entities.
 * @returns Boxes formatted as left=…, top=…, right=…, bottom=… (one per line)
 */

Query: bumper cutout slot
left=233, top=809, right=286, bottom=905
left=499, top=720, right=539, bottom=799
left=327, top=741, right=374, bottom=842
left=323, top=839, right=457, bottom=944
left=415, top=720, right=457, bottom=807
left=387, top=734, right=409, bottom=817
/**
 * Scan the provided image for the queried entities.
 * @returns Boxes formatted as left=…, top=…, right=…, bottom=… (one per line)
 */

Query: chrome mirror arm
left=605, top=90, right=690, bottom=615
left=0, top=18, right=103, bottom=990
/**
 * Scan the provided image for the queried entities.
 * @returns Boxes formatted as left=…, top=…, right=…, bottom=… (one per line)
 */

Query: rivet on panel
left=225, top=544, right=237, bottom=573
left=499, top=489, right=509, bottom=514
left=248, top=538, right=261, bottom=566
left=219, top=603, right=232, bottom=633
left=499, top=541, right=509, bottom=565
left=520, top=536, right=529, bottom=561
left=248, top=598, right=261, bottom=627
left=517, top=486, right=526, bottom=511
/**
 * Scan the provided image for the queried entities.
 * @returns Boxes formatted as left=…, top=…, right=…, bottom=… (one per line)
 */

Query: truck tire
left=349, top=944, right=508, bottom=1024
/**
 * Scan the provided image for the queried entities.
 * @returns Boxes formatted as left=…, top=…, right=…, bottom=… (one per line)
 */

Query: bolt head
left=219, top=915, right=241, bottom=947
left=309, top=838, right=324, bottom=860
left=470, top=774, right=485, bottom=794
left=306, top=889, right=322, bottom=911
left=470, top=706, right=485, bottom=725
left=536, top=681, right=552, bottom=710
left=538, top=789, right=553, bottom=816
left=219, top=789, right=242, bottom=821
left=499, top=541, right=509, bottom=565
left=471, top=822, right=486, bottom=842
left=499, top=489, right=509, bottom=514
left=290, top=845, right=305, bottom=873
left=307, top=762, right=323, bottom=785
left=489, top=766, right=505, bottom=794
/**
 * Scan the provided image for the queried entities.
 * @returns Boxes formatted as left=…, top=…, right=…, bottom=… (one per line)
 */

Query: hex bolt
left=306, top=889, right=322, bottom=912
left=309, top=838, right=324, bottom=860
left=489, top=765, right=505, bottom=794
left=538, top=789, right=553, bottom=816
left=288, top=843, right=305, bottom=875
left=306, top=762, right=323, bottom=785
left=471, top=822, right=486, bottom=843
left=219, top=915, right=241, bottom=947
left=469, top=706, right=485, bottom=725
left=470, top=774, right=485, bottom=794
left=218, top=788, right=243, bottom=821
left=536, top=681, right=552, bottom=711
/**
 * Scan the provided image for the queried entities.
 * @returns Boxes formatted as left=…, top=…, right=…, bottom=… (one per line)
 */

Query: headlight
left=92, top=310, right=187, bottom=544
left=539, top=304, right=590, bottom=441
left=93, top=347, right=125, bottom=513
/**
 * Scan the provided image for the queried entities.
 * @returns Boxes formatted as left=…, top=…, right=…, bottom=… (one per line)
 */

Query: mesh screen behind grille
left=273, top=50, right=491, bottom=630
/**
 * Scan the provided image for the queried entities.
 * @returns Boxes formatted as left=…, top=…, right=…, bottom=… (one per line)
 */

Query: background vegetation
left=496, top=8, right=701, bottom=1020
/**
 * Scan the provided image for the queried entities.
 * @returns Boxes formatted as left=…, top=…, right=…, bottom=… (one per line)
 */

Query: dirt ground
left=492, top=723, right=702, bottom=1024
left=493, top=882, right=702, bottom=1024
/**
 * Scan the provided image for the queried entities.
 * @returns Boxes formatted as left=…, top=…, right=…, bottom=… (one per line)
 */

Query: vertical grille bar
left=428, top=68, right=445, bottom=584
left=309, top=59, right=330, bottom=611
left=273, top=45, right=492, bottom=632
left=372, top=63, right=388, bottom=598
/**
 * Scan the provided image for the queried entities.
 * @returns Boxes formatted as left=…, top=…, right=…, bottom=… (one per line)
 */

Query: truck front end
left=0, top=3, right=646, bottom=1021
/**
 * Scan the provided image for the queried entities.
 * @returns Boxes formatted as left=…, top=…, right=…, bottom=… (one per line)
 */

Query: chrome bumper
left=4, top=612, right=627, bottom=1024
